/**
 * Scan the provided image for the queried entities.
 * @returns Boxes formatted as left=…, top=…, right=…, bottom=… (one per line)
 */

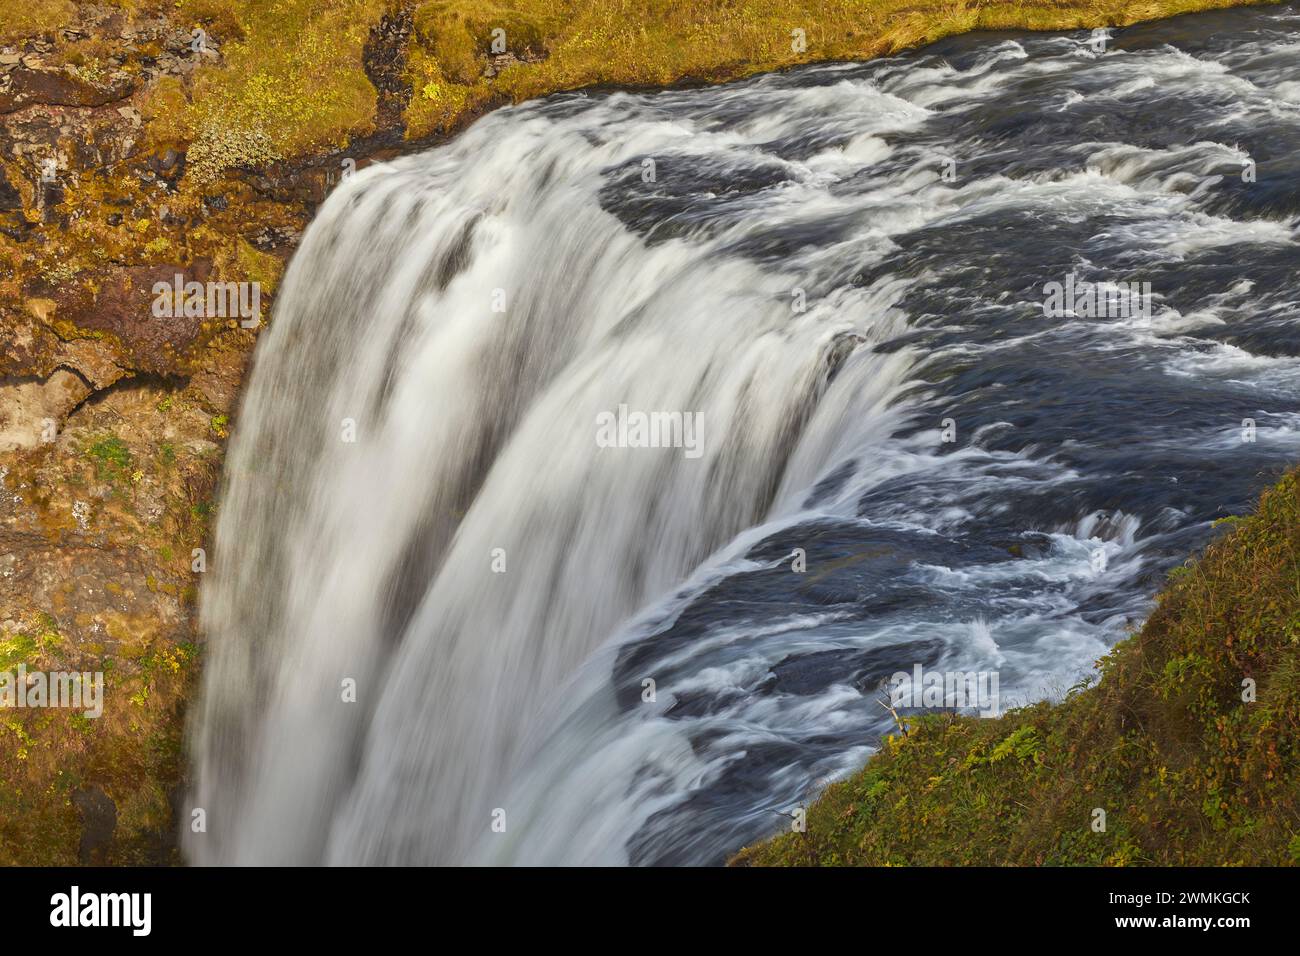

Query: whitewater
left=187, top=5, right=1300, bottom=865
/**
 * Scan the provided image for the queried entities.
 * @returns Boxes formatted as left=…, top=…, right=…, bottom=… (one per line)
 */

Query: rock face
left=0, top=7, right=278, bottom=865
left=49, top=262, right=217, bottom=372
left=0, top=0, right=426, bottom=866
left=0, top=61, right=134, bottom=114
left=0, top=369, right=90, bottom=451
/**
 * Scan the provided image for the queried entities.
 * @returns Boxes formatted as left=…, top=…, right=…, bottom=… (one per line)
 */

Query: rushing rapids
left=188, top=5, right=1300, bottom=865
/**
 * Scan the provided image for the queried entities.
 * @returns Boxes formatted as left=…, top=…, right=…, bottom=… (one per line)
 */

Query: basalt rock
left=41, top=261, right=219, bottom=376
left=0, top=64, right=134, bottom=115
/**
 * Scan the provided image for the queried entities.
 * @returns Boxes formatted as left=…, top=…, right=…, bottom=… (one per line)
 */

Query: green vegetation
left=176, top=0, right=386, bottom=180
left=165, top=0, right=1281, bottom=163
left=0, top=633, right=38, bottom=671
left=0, top=0, right=76, bottom=44
left=0, top=611, right=196, bottom=865
left=403, top=0, right=1276, bottom=139
left=735, top=468, right=1300, bottom=866
left=85, top=435, right=134, bottom=484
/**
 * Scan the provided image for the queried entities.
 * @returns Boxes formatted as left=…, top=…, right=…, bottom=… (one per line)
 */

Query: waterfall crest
left=188, top=6, right=1300, bottom=865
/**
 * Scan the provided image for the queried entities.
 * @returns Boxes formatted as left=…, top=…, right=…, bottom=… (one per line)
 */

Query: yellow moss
left=232, top=238, right=283, bottom=296
left=138, top=76, right=194, bottom=153
left=175, top=0, right=246, bottom=41
left=0, top=0, right=76, bottom=43
left=404, top=46, right=473, bottom=136
left=400, top=0, right=1280, bottom=141
left=180, top=0, right=388, bottom=180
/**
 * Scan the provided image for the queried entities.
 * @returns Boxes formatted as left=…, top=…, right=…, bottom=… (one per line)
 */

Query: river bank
left=735, top=468, right=1300, bottom=865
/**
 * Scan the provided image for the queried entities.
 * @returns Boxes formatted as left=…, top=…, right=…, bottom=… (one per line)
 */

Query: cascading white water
left=188, top=7, right=1300, bottom=865
left=186, top=78, right=924, bottom=864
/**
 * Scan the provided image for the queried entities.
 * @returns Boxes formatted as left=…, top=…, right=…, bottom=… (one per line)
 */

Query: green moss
left=399, top=0, right=1283, bottom=140
left=0, top=633, right=38, bottom=670
left=85, top=435, right=133, bottom=483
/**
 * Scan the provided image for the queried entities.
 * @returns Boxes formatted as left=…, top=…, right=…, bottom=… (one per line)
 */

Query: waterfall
left=186, top=84, right=919, bottom=864
left=187, top=6, right=1300, bottom=865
